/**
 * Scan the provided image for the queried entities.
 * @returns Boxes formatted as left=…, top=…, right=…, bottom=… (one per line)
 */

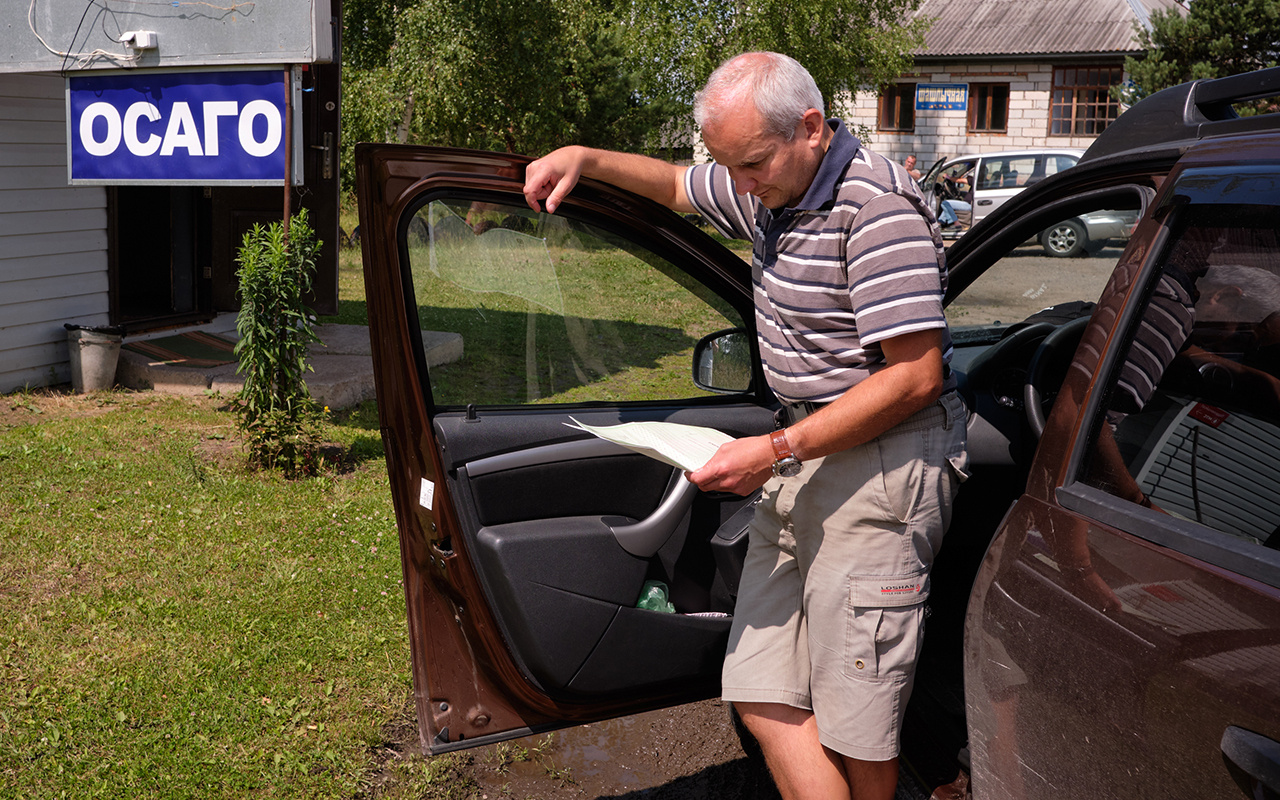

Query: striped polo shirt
left=684, top=120, right=953, bottom=404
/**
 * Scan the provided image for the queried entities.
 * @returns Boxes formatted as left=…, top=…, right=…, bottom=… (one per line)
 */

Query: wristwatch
left=770, top=430, right=803, bottom=477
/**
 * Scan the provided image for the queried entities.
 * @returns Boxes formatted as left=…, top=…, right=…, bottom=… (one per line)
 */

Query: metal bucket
left=65, top=324, right=124, bottom=393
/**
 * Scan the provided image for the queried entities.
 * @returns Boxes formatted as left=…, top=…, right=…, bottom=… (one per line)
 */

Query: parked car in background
left=921, top=147, right=1084, bottom=226
left=356, top=66, right=1280, bottom=800
left=922, top=147, right=1136, bottom=256
left=1036, top=207, right=1139, bottom=257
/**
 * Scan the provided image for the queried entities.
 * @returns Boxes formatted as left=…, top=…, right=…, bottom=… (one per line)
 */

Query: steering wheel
left=1023, top=316, right=1092, bottom=438
left=937, top=176, right=963, bottom=201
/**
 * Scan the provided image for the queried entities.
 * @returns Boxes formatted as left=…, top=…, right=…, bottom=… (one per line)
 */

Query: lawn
left=0, top=200, right=756, bottom=798
left=0, top=390, right=471, bottom=798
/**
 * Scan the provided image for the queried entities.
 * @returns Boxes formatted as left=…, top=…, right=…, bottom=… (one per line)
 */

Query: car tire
left=1040, top=219, right=1088, bottom=257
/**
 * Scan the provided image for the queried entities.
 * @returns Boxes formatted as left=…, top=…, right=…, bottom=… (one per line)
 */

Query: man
left=523, top=52, right=967, bottom=800
left=903, top=153, right=922, bottom=181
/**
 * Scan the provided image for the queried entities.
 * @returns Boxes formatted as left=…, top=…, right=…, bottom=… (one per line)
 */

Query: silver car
left=1037, top=208, right=1140, bottom=257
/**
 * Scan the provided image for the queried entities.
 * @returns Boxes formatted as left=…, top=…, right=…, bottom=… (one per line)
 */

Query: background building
left=847, top=0, right=1185, bottom=168
left=0, top=0, right=340, bottom=392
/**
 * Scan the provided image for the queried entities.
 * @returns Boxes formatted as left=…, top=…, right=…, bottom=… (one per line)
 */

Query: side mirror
left=692, top=328, right=753, bottom=394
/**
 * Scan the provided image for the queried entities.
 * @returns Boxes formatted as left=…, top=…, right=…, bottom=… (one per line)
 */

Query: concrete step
left=116, top=321, right=462, bottom=409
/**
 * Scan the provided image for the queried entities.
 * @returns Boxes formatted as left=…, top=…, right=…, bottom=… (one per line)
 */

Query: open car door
left=355, top=145, right=776, bottom=753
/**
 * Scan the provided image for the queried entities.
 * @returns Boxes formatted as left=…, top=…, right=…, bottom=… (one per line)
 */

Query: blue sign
left=916, top=84, right=968, bottom=111
left=68, top=69, right=291, bottom=185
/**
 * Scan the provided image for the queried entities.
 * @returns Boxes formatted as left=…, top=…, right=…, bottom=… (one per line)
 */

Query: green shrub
left=233, top=209, right=326, bottom=477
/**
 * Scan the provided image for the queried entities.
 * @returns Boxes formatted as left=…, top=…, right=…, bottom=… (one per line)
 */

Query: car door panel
left=434, top=404, right=772, bottom=703
left=356, top=143, right=772, bottom=752
left=971, top=497, right=1280, bottom=799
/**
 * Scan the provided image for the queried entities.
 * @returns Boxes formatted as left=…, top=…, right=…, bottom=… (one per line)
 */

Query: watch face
left=773, top=458, right=803, bottom=478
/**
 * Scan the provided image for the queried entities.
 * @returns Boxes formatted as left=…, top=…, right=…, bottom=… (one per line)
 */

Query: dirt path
left=374, top=699, right=781, bottom=800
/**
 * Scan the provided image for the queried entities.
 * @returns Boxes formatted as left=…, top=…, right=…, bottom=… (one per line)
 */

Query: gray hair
left=693, top=52, right=824, bottom=141
left=1196, top=264, right=1280, bottom=323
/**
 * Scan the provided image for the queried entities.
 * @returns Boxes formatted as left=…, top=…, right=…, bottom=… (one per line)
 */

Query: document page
left=565, top=417, right=736, bottom=472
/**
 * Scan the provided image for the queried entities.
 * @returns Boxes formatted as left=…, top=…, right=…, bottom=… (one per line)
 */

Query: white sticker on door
left=419, top=478, right=435, bottom=511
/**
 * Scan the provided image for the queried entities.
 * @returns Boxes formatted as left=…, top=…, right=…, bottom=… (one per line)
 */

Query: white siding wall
left=0, top=73, right=108, bottom=393
left=845, top=61, right=1115, bottom=168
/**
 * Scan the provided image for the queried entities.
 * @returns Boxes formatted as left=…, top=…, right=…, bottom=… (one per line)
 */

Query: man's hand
left=523, top=146, right=693, bottom=215
left=687, top=434, right=774, bottom=496
left=523, top=146, right=587, bottom=214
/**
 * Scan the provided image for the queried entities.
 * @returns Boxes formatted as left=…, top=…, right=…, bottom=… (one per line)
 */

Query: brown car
left=355, top=67, right=1280, bottom=799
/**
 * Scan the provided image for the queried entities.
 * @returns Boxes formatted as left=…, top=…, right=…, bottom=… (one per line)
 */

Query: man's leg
left=738, top=702, right=900, bottom=800
left=841, top=755, right=899, bottom=800
left=736, top=701, right=850, bottom=800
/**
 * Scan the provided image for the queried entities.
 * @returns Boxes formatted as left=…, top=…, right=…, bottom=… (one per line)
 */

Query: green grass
left=0, top=201, right=753, bottom=798
left=0, top=391, right=464, bottom=798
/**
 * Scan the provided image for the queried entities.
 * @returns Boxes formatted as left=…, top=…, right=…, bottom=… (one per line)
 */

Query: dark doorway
left=109, top=185, right=213, bottom=330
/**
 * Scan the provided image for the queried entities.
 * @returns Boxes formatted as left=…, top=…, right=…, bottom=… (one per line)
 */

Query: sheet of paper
left=565, top=416, right=736, bottom=472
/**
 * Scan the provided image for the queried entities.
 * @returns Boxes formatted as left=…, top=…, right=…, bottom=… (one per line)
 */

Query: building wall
left=847, top=60, right=1119, bottom=168
left=0, top=73, right=109, bottom=393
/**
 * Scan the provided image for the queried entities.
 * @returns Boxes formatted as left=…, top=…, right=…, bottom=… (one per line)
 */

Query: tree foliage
left=1121, top=0, right=1280, bottom=102
left=619, top=0, right=929, bottom=138
left=339, top=0, right=930, bottom=193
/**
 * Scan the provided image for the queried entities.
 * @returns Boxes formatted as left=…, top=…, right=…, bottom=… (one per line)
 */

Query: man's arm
left=687, top=329, right=946, bottom=496
left=523, top=146, right=695, bottom=215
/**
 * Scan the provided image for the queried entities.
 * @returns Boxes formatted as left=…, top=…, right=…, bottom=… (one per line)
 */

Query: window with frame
left=1051, top=67, right=1123, bottom=135
left=878, top=84, right=915, bottom=132
left=1079, top=166, right=1280, bottom=551
left=969, top=83, right=1009, bottom=133
left=402, top=197, right=746, bottom=407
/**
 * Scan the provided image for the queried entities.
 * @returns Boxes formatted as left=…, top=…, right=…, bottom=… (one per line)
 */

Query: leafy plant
left=233, top=209, right=326, bottom=477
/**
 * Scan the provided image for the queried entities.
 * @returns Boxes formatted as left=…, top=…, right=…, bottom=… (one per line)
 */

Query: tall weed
left=233, top=210, right=325, bottom=477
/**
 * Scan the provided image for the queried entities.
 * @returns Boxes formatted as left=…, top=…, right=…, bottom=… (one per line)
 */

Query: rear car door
left=971, top=153, right=1079, bottom=225
left=965, top=139, right=1280, bottom=798
left=355, top=145, right=775, bottom=752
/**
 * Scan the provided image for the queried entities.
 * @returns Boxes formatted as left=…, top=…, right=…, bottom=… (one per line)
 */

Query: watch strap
left=770, top=429, right=794, bottom=462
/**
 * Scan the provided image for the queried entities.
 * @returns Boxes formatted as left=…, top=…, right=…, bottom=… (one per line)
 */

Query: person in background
left=903, top=154, right=922, bottom=181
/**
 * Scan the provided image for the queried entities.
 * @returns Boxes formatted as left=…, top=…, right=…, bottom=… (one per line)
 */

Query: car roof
left=1081, top=65, right=1280, bottom=164
left=938, top=148, right=1085, bottom=167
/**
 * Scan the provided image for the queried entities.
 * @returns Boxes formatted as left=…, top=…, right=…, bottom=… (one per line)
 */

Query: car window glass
left=1079, top=166, right=1280, bottom=549
left=401, top=197, right=745, bottom=408
left=1048, top=154, right=1078, bottom=176
left=946, top=209, right=1135, bottom=337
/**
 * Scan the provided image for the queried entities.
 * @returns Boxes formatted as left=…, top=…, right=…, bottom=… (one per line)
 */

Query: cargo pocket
left=845, top=573, right=929, bottom=681
left=845, top=606, right=884, bottom=680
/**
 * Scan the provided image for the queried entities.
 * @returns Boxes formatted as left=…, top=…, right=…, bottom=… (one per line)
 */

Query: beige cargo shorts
left=721, top=391, right=969, bottom=761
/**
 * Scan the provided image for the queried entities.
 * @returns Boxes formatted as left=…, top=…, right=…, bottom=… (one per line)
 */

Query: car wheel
left=1040, top=219, right=1088, bottom=257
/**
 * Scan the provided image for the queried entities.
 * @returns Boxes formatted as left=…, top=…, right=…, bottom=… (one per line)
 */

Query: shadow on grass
left=325, top=299, right=701, bottom=407
left=318, top=298, right=370, bottom=327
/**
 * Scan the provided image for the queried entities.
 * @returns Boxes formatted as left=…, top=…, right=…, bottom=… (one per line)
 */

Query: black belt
left=780, top=401, right=828, bottom=426
left=780, top=382, right=957, bottom=428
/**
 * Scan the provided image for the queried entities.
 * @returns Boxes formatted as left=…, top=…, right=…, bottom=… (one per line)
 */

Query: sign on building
left=916, top=84, right=968, bottom=111
left=67, top=69, right=302, bottom=186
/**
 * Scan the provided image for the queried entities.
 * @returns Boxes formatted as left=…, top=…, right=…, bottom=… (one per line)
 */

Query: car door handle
left=1221, top=726, right=1280, bottom=796
left=608, top=473, right=698, bottom=558
left=977, top=199, right=993, bottom=205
